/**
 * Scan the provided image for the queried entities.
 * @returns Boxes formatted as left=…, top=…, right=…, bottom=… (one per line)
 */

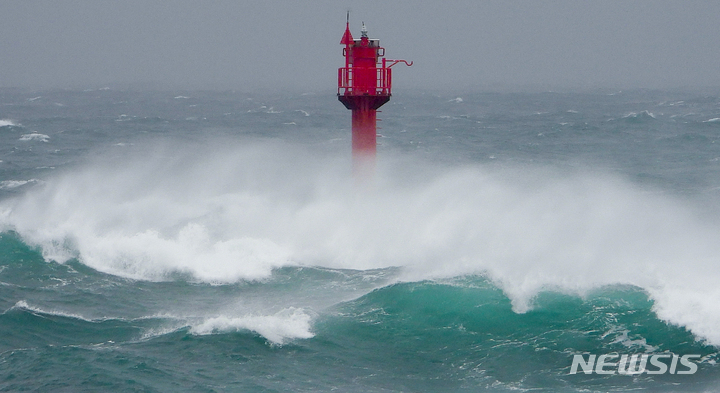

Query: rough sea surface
left=1, top=88, right=720, bottom=392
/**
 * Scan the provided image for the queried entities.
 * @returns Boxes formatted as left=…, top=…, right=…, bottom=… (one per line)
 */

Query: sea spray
left=2, top=139, right=720, bottom=347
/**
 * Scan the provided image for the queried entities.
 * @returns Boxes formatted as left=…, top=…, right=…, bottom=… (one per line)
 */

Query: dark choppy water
left=1, top=88, right=720, bottom=392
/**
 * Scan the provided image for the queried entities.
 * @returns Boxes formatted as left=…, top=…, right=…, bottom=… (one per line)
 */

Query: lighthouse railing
left=338, top=67, right=392, bottom=96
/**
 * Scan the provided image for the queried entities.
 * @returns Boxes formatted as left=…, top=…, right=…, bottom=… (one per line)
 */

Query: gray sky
left=1, top=1, right=719, bottom=91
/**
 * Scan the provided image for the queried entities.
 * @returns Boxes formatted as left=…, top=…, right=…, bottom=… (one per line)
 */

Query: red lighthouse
left=338, top=15, right=411, bottom=171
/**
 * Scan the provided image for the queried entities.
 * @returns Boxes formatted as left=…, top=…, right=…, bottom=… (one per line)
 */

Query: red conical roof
left=340, top=22, right=353, bottom=45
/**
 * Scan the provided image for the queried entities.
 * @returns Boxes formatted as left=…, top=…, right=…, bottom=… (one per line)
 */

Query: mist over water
left=2, top=137, right=720, bottom=346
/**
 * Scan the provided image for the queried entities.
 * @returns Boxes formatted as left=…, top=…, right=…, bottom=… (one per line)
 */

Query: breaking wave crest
left=189, top=308, right=315, bottom=344
left=1, top=139, right=720, bottom=346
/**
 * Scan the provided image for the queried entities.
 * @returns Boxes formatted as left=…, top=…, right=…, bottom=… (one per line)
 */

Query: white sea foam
left=2, top=140, right=720, bottom=345
left=189, top=308, right=314, bottom=344
left=623, top=110, right=656, bottom=119
left=11, top=300, right=95, bottom=322
left=0, top=179, right=38, bottom=190
left=0, top=119, right=16, bottom=127
left=19, top=133, right=50, bottom=142
left=607, top=328, right=658, bottom=352
left=79, top=224, right=292, bottom=282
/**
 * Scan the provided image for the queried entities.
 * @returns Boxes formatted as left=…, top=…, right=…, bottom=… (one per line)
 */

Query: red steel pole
left=351, top=100, right=377, bottom=158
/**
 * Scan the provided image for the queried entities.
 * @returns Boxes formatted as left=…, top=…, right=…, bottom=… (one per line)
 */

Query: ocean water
left=1, top=87, right=720, bottom=392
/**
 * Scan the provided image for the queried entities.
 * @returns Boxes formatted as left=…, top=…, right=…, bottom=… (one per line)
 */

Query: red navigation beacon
left=338, top=14, right=412, bottom=171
